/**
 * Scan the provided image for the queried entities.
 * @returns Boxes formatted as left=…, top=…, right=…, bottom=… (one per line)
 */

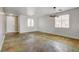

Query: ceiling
left=3, top=7, right=76, bottom=17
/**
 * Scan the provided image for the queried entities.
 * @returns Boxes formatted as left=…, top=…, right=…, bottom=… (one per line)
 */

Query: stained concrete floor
left=1, top=32, right=79, bottom=52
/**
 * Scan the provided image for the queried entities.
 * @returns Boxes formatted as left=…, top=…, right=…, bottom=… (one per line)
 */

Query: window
left=28, top=18, right=34, bottom=27
left=55, top=14, right=69, bottom=28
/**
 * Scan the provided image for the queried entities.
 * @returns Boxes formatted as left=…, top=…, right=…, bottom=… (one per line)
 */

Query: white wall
left=6, top=16, right=16, bottom=33
left=18, top=15, right=38, bottom=33
left=0, top=8, right=5, bottom=50
left=38, top=8, right=79, bottom=39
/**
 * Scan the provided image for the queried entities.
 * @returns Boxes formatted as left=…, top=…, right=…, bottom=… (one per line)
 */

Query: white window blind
left=55, top=14, right=69, bottom=28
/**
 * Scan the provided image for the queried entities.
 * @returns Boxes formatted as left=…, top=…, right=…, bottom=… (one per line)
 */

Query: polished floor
left=2, top=32, right=79, bottom=52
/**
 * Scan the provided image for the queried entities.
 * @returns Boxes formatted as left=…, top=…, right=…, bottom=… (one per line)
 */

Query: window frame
left=55, top=14, right=69, bottom=28
left=27, top=18, right=34, bottom=27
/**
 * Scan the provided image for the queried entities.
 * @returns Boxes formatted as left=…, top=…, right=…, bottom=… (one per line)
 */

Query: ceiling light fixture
left=49, top=7, right=57, bottom=17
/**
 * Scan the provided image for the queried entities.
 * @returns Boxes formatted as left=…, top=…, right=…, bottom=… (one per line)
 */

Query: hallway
left=2, top=32, right=79, bottom=52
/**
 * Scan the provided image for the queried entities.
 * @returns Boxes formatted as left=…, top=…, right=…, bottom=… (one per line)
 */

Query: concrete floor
left=1, top=32, right=79, bottom=52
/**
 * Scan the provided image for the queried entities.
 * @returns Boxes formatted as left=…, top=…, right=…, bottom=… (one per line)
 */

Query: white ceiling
left=4, top=7, right=76, bottom=17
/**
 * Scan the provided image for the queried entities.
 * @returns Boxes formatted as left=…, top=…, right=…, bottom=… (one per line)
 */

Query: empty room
left=0, top=7, right=79, bottom=52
